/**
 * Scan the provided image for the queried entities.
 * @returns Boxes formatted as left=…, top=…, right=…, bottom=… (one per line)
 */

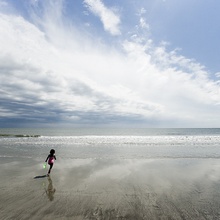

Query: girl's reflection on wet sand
left=45, top=176, right=56, bottom=201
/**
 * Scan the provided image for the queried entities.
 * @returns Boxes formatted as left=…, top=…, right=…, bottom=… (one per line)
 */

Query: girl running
left=45, top=149, right=56, bottom=175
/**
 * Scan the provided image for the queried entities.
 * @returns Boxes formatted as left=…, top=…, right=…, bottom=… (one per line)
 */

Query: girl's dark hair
left=50, top=149, right=55, bottom=154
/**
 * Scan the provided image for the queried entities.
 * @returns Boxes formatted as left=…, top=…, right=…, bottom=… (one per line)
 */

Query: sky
left=0, top=0, right=220, bottom=128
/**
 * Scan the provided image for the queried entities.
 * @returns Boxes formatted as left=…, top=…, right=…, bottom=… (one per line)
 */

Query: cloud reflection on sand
left=1, top=158, right=220, bottom=219
left=52, top=158, right=220, bottom=219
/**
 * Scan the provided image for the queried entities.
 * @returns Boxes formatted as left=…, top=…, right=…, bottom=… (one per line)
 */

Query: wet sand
left=1, top=158, right=220, bottom=219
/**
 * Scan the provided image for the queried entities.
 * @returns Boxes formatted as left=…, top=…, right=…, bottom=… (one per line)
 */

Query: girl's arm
left=54, top=155, right=56, bottom=160
left=45, top=155, right=49, bottom=162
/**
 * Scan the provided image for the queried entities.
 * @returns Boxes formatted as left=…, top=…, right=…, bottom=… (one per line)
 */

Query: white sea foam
left=1, top=134, right=220, bottom=159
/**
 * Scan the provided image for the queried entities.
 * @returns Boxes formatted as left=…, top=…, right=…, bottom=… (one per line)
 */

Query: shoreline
left=1, top=158, right=220, bottom=219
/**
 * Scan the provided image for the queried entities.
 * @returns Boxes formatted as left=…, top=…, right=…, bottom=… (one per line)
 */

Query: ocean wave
left=1, top=135, right=220, bottom=159
left=38, top=135, right=220, bottom=145
left=1, top=135, right=220, bottom=146
left=0, top=134, right=40, bottom=138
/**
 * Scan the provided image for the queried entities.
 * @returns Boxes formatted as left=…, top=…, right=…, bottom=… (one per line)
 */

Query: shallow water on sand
left=1, top=128, right=220, bottom=219
left=1, top=158, right=220, bottom=219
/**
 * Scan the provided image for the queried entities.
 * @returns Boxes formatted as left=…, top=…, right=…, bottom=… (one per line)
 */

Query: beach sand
left=1, top=158, right=220, bottom=219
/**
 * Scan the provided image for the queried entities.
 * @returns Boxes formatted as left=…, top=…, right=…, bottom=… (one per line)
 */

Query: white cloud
left=122, top=38, right=220, bottom=125
left=139, top=17, right=149, bottom=30
left=0, top=1, right=220, bottom=127
left=84, top=0, right=121, bottom=36
left=140, top=7, right=146, bottom=15
left=0, top=12, right=155, bottom=125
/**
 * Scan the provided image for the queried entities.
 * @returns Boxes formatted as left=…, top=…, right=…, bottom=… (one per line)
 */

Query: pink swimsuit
left=48, top=156, right=55, bottom=164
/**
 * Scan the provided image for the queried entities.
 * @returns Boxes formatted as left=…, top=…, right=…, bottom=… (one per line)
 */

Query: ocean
left=1, top=128, right=220, bottom=160
left=1, top=128, right=220, bottom=219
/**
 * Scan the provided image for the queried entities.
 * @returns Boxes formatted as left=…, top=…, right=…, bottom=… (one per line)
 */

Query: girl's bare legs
left=48, top=163, right=53, bottom=175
